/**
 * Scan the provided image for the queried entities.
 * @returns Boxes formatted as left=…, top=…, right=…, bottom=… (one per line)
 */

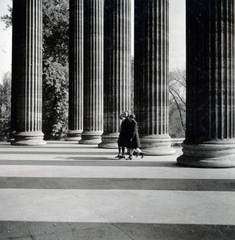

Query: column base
left=98, top=132, right=119, bottom=148
left=79, top=131, right=102, bottom=145
left=177, top=140, right=235, bottom=168
left=140, top=134, right=175, bottom=156
left=65, top=130, right=82, bottom=141
left=11, top=131, right=46, bottom=146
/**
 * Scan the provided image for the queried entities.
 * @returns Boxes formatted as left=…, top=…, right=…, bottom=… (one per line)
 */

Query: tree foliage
left=42, top=0, right=69, bottom=140
left=43, top=59, right=68, bottom=140
left=0, top=72, right=11, bottom=140
left=43, top=0, right=69, bottom=64
left=169, top=69, right=186, bottom=138
left=0, top=5, right=12, bottom=29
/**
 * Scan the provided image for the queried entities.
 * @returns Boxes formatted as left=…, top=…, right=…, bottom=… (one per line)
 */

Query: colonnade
left=11, top=0, right=235, bottom=167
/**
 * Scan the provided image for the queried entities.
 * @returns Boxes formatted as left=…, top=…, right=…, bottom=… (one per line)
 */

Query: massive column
left=80, top=0, right=104, bottom=145
left=66, top=0, right=83, bottom=141
left=134, top=0, right=175, bottom=155
left=11, top=0, right=45, bottom=145
left=99, top=0, right=132, bottom=148
left=177, top=0, right=235, bottom=167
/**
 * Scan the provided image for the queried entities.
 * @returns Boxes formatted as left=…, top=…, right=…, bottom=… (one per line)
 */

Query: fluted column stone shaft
left=11, top=0, right=45, bottom=145
left=67, top=0, right=83, bottom=141
left=177, top=0, right=235, bottom=167
left=99, top=0, right=132, bottom=148
left=80, top=0, right=104, bottom=145
left=134, top=0, right=174, bottom=155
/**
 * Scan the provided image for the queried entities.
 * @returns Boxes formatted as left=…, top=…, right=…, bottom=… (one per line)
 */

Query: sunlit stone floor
left=0, top=141, right=235, bottom=240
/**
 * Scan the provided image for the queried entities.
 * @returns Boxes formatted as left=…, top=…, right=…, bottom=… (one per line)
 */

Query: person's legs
left=116, top=146, right=126, bottom=159
left=135, top=148, right=144, bottom=158
left=126, top=148, right=134, bottom=160
left=115, top=145, right=122, bottom=158
left=136, top=148, right=142, bottom=153
left=121, top=146, right=125, bottom=156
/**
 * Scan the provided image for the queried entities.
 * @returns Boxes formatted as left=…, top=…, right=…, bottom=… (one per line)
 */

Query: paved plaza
left=0, top=141, right=235, bottom=239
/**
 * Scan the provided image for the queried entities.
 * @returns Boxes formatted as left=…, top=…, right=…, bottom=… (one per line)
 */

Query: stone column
left=99, top=0, right=132, bottom=148
left=11, top=0, right=45, bottom=145
left=134, top=0, right=175, bottom=155
left=177, top=0, right=235, bottom=167
left=79, top=0, right=104, bottom=145
left=66, top=0, right=83, bottom=141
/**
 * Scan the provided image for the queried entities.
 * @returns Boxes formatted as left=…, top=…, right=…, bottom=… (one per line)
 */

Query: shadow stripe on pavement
left=0, top=221, right=234, bottom=240
left=1, top=177, right=235, bottom=191
left=0, top=160, right=178, bottom=167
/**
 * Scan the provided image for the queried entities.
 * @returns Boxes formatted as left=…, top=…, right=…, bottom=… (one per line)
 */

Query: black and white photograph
left=0, top=0, right=235, bottom=239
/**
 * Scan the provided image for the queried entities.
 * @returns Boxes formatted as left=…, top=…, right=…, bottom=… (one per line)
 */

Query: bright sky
left=169, top=0, right=186, bottom=71
left=0, top=0, right=185, bottom=84
left=0, top=0, right=12, bottom=82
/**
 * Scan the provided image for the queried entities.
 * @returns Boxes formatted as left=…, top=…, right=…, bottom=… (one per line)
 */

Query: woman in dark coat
left=126, top=114, right=143, bottom=160
left=116, top=112, right=130, bottom=159
left=127, top=115, right=141, bottom=149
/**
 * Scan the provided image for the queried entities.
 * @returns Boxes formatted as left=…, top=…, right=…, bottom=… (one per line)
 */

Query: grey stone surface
left=11, top=0, right=45, bottom=145
left=1, top=222, right=235, bottom=240
left=80, top=0, right=104, bottom=145
left=178, top=0, right=235, bottom=167
left=134, top=0, right=174, bottom=155
left=67, top=0, right=84, bottom=141
left=99, top=0, right=132, bottom=149
left=0, top=142, right=235, bottom=239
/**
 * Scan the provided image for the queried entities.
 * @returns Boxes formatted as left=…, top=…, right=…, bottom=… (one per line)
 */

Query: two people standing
left=116, top=112, right=144, bottom=160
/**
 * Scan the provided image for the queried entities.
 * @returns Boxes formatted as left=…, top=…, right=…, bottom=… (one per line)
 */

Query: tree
left=42, top=0, right=69, bottom=65
left=43, top=59, right=68, bottom=140
left=0, top=72, right=11, bottom=140
left=0, top=5, right=12, bottom=29
left=42, top=0, right=69, bottom=140
left=169, top=69, right=186, bottom=138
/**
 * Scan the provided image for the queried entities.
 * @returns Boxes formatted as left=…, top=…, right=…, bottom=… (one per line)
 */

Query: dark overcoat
left=126, top=119, right=141, bottom=149
left=117, top=118, right=130, bottom=147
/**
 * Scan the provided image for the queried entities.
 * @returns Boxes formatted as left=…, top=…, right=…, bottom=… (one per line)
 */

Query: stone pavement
left=0, top=141, right=235, bottom=240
